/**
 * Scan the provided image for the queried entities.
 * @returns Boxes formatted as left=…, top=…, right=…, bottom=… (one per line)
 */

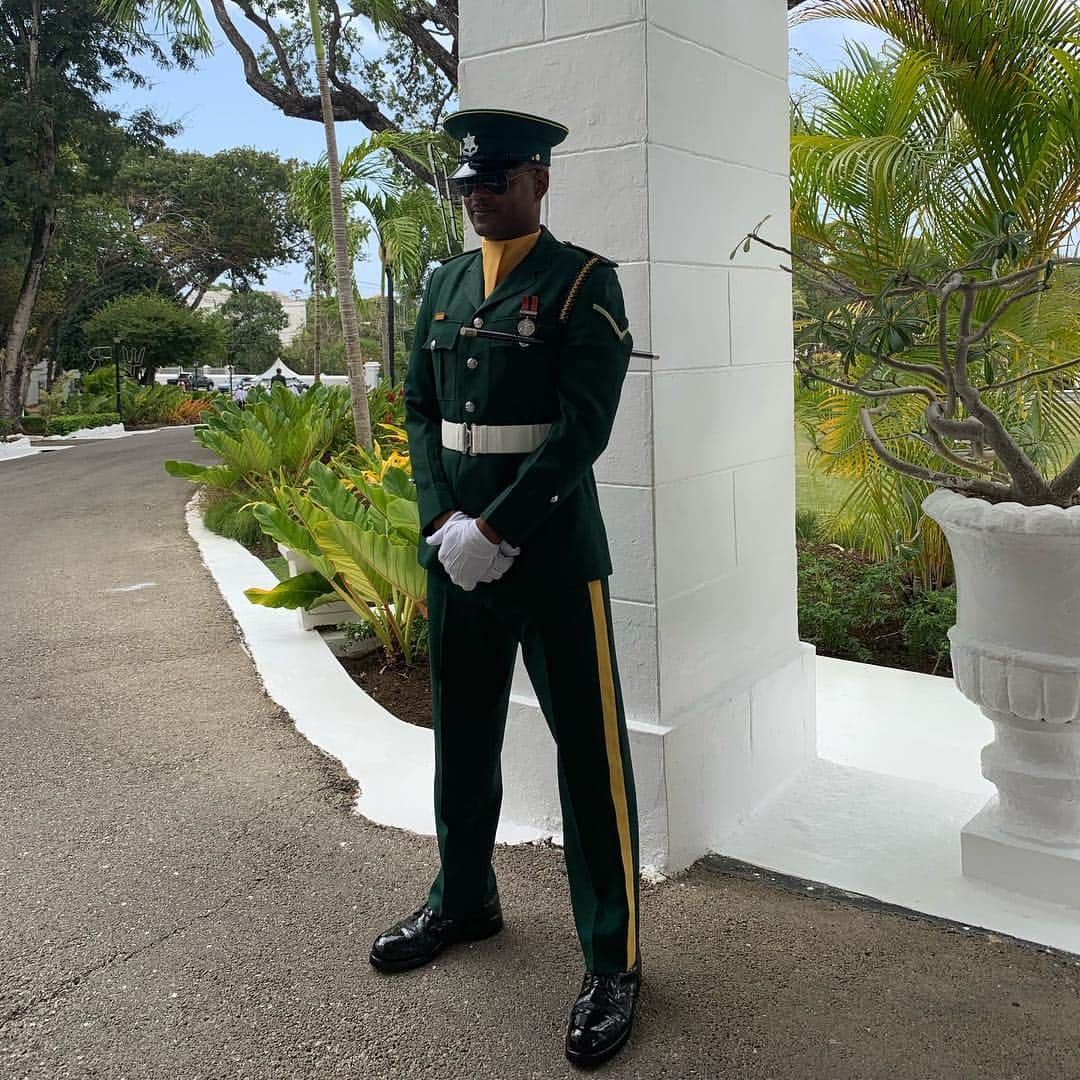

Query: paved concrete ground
left=3, top=427, right=1080, bottom=1080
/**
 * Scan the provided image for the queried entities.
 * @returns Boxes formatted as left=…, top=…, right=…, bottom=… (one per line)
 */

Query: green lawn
left=795, top=426, right=857, bottom=515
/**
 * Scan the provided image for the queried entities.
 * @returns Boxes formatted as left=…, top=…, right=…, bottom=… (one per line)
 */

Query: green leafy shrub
left=901, top=587, right=956, bottom=675
left=16, top=416, right=43, bottom=435
left=202, top=492, right=267, bottom=550
left=245, top=458, right=427, bottom=665
left=121, top=383, right=187, bottom=425
left=164, top=383, right=353, bottom=502
left=46, top=413, right=121, bottom=436
left=367, top=378, right=406, bottom=429
left=797, top=542, right=954, bottom=676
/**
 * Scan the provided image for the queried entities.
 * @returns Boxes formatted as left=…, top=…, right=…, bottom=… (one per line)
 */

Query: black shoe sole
left=369, top=913, right=503, bottom=974
left=565, top=1016, right=634, bottom=1070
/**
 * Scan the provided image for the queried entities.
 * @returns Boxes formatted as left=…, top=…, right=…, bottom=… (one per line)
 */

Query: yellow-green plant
left=245, top=458, right=427, bottom=665
left=164, top=383, right=353, bottom=503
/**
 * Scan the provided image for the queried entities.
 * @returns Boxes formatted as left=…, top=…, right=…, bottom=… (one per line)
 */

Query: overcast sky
left=105, top=9, right=889, bottom=297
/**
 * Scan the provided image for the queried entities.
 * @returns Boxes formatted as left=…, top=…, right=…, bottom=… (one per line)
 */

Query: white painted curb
left=0, top=437, right=38, bottom=461
left=186, top=496, right=550, bottom=844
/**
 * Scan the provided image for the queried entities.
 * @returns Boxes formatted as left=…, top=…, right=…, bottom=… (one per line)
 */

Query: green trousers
left=425, top=572, right=640, bottom=974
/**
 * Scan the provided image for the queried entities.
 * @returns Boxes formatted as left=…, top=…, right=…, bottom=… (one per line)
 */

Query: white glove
left=426, top=513, right=520, bottom=590
left=479, top=539, right=523, bottom=584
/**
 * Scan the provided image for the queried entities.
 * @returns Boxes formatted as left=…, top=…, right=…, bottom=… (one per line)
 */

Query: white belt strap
left=441, top=419, right=552, bottom=455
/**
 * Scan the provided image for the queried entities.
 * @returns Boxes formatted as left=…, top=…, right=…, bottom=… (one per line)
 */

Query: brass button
left=473, top=316, right=484, bottom=329
left=466, top=357, right=478, bottom=370
left=465, top=400, right=476, bottom=413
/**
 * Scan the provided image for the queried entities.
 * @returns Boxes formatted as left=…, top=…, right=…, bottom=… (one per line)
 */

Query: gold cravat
left=480, top=231, right=541, bottom=299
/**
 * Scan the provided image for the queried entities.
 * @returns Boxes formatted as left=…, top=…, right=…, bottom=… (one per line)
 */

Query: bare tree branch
left=208, top=0, right=437, bottom=185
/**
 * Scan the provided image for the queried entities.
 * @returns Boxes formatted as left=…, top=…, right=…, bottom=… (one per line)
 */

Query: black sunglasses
left=449, top=166, right=540, bottom=198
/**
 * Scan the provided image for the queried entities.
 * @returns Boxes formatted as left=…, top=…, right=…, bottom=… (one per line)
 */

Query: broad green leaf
left=244, top=571, right=336, bottom=610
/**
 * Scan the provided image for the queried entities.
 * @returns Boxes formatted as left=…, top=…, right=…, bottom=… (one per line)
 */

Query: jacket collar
left=466, top=225, right=560, bottom=318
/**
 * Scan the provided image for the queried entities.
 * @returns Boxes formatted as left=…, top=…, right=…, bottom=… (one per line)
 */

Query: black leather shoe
left=368, top=897, right=503, bottom=973
left=565, top=962, right=641, bottom=1068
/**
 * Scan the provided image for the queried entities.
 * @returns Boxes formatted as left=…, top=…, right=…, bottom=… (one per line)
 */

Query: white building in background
left=196, top=286, right=307, bottom=347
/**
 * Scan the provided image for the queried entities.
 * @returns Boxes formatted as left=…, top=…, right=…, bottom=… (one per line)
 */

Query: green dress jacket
left=403, top=226, right=633, bottom=597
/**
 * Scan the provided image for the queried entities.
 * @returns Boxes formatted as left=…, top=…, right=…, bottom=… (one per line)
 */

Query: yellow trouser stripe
left=587, top=579, right=637, bottom=970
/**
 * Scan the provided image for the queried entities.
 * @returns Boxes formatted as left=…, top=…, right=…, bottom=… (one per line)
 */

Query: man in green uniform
left=369, top=109, right=641, bottom=1069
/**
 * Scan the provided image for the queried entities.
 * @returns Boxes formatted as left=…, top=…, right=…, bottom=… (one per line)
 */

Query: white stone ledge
left=651, top=450, right=796, bottom=492
left=644, top=20, right=788, bottom=85
left=552, top=140, right=648, bottom=159
left=646, top=139, right=789, bottom=179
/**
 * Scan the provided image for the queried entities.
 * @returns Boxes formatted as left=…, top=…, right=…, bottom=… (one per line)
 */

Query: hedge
left=45, top=413, right=122, bottom=436
left=19, top=415, right=45, bottom=435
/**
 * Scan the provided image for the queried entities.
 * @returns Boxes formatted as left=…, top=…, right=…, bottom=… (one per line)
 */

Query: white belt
left=441, top=419, right=552, bottom=455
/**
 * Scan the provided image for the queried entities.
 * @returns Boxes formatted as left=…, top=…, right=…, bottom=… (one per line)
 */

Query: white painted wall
left=459, top=0, right=815, bottom=871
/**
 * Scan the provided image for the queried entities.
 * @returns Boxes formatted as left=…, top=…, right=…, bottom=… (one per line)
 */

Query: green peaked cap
left=443, top=108, right=569, bottom=178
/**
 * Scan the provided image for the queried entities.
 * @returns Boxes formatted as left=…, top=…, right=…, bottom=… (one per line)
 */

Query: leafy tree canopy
left=118, top=147, right=306, bottom=306
left=83, top=292, right=222, bottom=380
left=209, top=289, right=288, bottom=373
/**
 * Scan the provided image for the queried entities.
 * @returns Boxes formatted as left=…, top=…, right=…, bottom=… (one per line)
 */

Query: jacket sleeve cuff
left=419, top=486, right=456, bottom=537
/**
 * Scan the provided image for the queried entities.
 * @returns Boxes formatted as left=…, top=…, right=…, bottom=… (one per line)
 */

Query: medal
left=518, top=295, right=540, bottom=339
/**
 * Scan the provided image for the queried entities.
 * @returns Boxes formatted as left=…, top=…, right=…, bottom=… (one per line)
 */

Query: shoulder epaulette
left=561, top=241, right=618, bottom=268
left=438, top=248, right=477, bottom=266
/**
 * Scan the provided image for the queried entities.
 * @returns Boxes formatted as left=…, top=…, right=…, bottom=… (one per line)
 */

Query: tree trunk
left=308, top=0, right=372, bottom=448
left=1, top=0, right=56, bottom=422
left=312, top=238, right=321, bottom=383
left=385, top=265, right=395, bottom=385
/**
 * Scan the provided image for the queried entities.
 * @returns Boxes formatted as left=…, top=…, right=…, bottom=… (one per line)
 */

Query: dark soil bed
left=339, top=651, right=433, bottom=729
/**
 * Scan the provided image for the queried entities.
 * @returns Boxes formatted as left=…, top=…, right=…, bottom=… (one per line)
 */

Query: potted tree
left=741, top=219, right=1080, bottom=900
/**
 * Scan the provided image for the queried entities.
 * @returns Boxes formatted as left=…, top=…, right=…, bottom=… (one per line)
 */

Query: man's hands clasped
left=426, top=511, right=521, bottom=591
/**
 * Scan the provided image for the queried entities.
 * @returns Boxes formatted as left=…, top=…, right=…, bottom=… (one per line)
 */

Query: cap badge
left=461, top=133, right=478, bottom=158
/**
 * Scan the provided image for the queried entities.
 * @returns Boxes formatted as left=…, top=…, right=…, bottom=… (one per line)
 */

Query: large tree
left=0, top=0, right=207, bottom=420
left=208, top=0, right=456, bottom=183
left=83, top=292, right=221, bottom=381
left=210, top=289, right=288, bottom=373
left=118, top=147, right=305, bottom=307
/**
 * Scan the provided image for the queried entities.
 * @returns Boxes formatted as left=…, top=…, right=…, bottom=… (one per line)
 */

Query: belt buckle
left=463, top=422, right=474, bottom=455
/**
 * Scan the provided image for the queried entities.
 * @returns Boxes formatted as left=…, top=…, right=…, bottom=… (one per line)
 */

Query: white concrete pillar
left=460, top=0, right=816, bottom=872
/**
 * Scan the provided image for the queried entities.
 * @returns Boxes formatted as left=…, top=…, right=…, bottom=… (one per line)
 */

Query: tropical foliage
left=245, top=458, right=427, bottom=665
left=164, top=383, right=354, bottom=502
left=290, top=133, right=450, bottom=381
left=787, top=0, right=1080, bottom=583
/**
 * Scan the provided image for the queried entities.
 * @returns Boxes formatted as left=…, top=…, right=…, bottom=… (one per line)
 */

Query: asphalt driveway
left=2, top=427, right=1080, bottom=1079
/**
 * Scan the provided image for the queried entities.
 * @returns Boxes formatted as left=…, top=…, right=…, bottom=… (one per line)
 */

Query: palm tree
left=305, top=0, right=372, bottom=449
left=291, top=135, right=444, bottom=383
left=100, top=0, right=211, bottom=49
left=787, top=2, right=1080, bottom=584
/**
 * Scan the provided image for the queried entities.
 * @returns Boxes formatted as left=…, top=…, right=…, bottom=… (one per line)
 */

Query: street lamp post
left=112, top=334, right=122, bottom=416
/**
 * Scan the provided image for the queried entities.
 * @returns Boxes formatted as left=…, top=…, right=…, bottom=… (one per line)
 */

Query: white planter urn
left=923, top=488, right=1080, bottom=903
